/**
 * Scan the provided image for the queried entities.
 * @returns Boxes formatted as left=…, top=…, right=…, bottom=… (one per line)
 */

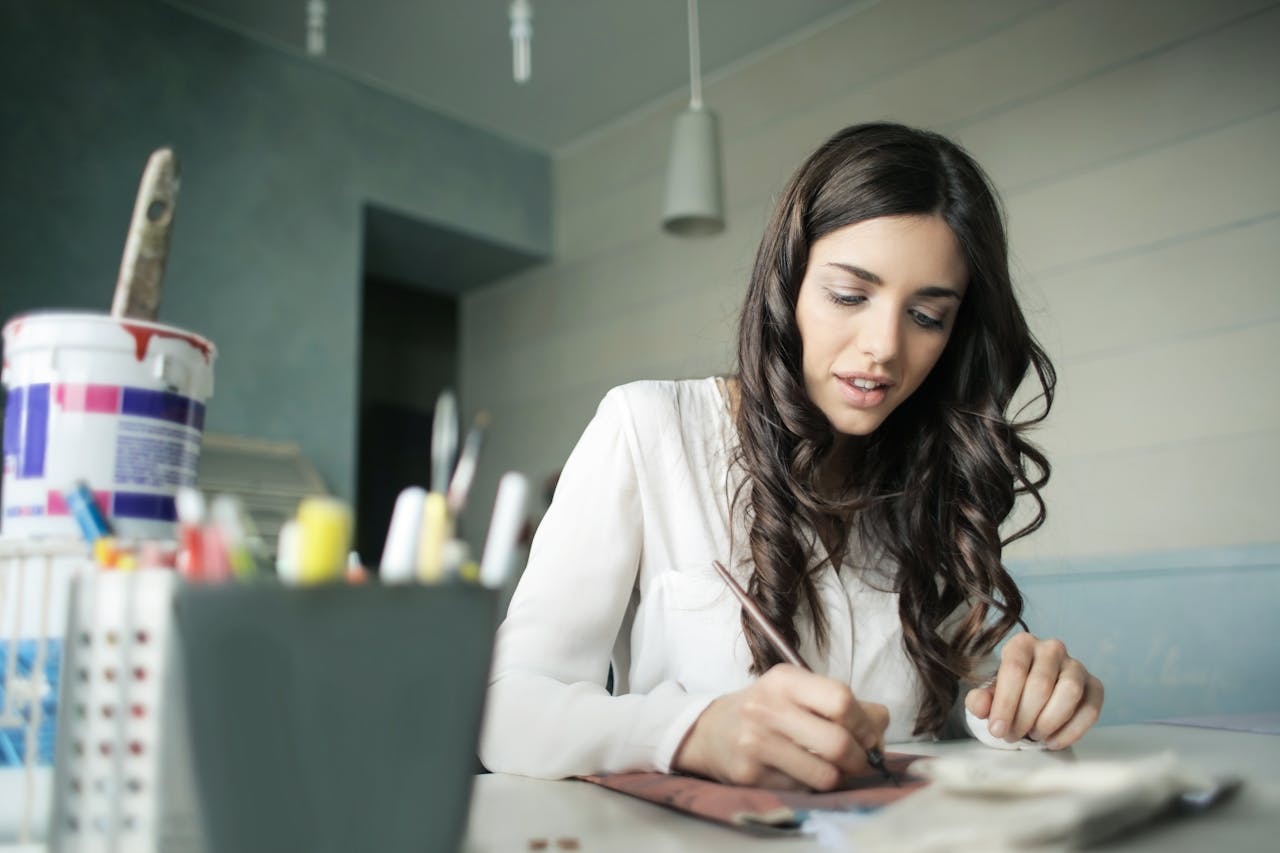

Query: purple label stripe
left=120, top=387, right=205, bottom=430
left=5, top=384, right=50, bottom=480
left=2, top=387, right=20, bottom=464
left=112, top=492, right=177, bottom=522
left=47, top=383, right=204, bottom=429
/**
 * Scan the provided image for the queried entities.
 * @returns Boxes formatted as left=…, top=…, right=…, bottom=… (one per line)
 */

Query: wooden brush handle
left=111, top=148, right=179, bottom=321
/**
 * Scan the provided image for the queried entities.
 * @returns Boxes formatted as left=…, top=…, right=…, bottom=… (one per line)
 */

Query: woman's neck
left=816, top=433, right=867, bottom=499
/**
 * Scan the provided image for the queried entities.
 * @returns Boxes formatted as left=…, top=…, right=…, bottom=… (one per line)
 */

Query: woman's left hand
left=964, top=633, right=1104, bottom=750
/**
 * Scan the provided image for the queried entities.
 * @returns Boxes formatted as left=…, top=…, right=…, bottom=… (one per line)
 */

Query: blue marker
left=65, top=481, right=112, bottom=543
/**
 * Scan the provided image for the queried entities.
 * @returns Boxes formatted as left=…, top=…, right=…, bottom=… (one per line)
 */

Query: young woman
left=479, top=122, right=1104, bottom=791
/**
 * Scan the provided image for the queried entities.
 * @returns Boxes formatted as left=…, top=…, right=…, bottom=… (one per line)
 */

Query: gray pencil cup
left=173, top=581, right=497, bottom=853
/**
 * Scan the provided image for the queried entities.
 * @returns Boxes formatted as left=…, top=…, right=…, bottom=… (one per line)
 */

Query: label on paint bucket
left=1, top=312, right=216, bottom=541
left=4, top=383, right=204, bottom=523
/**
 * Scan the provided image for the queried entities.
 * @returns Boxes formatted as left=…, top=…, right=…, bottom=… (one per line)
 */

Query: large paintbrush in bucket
left=0, top=147, right=215, bottom=542
left=110, top=147, right=180, bottom=321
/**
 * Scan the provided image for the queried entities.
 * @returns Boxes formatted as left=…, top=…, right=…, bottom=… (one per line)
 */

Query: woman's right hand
left=672, top=664, right=890, bottom=791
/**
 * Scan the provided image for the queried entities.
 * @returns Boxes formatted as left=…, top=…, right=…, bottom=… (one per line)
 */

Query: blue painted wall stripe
left=1008, top=542, right=1280, bottom=581
left=1000, top=544, right=1280, bottom=725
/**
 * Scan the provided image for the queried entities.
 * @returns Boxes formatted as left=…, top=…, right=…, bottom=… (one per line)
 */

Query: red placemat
left=580, top=752, right=928, bottom=833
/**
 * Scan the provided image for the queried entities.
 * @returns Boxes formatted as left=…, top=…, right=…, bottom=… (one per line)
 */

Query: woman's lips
left=835, top=375, right=892, bottom=408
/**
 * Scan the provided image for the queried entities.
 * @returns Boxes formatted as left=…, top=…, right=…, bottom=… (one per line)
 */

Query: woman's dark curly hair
left=733, top=122, right=1055, bottom=735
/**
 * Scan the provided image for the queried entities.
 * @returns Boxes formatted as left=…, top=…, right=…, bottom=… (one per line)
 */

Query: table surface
left=462, top=723, right=1280, bottom=852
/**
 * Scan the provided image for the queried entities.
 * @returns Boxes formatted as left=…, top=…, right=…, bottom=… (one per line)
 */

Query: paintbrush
left=430, top=389, right=459, bottom=495
left=711, top=560, right=900, bottom=787
left=111, top=148, right=179, bottom=321
left=447, top=410, right=490, bottom=516
left=417, top=388, right=459, bottom=581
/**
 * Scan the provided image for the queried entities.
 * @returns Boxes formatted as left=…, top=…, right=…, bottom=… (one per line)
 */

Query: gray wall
left=461, top=0, right=1280, bottom=721
left=0, top=0, right=551, bottom=501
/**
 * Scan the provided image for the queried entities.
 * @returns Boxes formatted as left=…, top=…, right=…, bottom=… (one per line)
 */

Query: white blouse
left=479, top=377, right=983, bottom=779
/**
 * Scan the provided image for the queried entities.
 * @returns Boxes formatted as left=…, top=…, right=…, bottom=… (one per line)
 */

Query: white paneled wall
left=460, top=0, right=1280, bottom=559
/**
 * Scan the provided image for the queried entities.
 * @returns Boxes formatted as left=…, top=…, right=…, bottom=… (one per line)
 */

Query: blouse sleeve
left=477, top=387, right=718, bottom=778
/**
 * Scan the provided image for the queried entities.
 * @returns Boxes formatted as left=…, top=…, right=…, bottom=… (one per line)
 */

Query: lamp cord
left=687, top=0, right=702, bottom=109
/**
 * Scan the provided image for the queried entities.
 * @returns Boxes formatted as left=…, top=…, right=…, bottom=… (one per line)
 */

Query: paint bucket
left=1, top=312, right=216, bottom=541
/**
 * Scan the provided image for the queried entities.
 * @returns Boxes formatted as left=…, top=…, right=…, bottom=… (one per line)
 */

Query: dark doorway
left=356, top=278, right=456, bottom=567
left=355, top=204, right=544, bottom=569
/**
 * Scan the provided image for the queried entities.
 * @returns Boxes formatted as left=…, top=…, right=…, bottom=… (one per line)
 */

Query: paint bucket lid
left=4, top=310, right=216, bottom=358
left=3, top=311, right=217, bottom=398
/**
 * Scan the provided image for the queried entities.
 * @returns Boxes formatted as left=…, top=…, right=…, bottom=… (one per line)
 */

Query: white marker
left=276, top=519, right=301, bottom=585
left=380, top=486, right=426, bottom=583
left=478, top=472, right=529, bottom=589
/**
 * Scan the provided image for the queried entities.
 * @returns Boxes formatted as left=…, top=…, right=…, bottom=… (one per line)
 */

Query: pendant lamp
left=662, top=0, right=725, bottom=236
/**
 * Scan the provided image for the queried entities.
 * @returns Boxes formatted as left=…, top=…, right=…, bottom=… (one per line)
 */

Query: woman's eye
left=910, top=309, right=945, bottom=330
left=825, top=290, right=865, bottom=307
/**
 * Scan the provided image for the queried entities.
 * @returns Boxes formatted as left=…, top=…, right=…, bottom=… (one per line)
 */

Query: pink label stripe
left=46, top=489, right=110, bottom=517
left=54, top=383, right=122, bottom=414
left=45, top=489, right=177, bottom=522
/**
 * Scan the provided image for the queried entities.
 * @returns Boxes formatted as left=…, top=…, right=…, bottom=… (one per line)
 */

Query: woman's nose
left=858, top=306, right=900, bottom=365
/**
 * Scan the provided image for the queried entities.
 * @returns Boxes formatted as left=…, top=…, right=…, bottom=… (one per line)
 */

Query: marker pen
left=65, top=481, right=112, bottom=545
left=380, top=486, right=426, bottom=583
left=415, top=492, right=452, bottom=583
left=296, top=496, right=351, bottom=584
left=479, top=472, right=529, bottom=589
left=175, top=486, right=207, bottom=581
left=211, top=493, right=259, bottom=580
left=276, top=519, right=301, bottom=584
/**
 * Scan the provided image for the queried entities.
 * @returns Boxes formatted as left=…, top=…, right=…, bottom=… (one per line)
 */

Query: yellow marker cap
left=415, top=492, right=452, bottom=583
left=93, top=537, right=119, bottom=569
left=296, top=496, right=352, bottom=584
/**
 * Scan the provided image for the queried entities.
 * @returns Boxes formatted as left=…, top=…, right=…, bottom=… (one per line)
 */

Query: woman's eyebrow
left=826, top=262, right=882, bottom=284
left=826, top=263, right=963, bottom=300
left=916, top=285, right=964, bottom=301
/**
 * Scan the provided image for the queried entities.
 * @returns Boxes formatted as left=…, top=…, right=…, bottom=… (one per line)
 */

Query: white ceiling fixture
left=509, top=0, right=533, bottom=84
left=661, top=0, right=724, bottom=237
left=165, top=1, right=872, bottom=152
left=304, top=0, right=326, bottom=57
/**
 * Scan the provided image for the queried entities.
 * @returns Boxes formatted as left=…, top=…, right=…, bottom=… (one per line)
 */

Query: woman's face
left=794, top=214, right=968, bottom=437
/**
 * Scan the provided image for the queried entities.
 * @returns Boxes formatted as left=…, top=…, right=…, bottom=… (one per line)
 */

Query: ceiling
left=163, top=0, right=873, bottom=153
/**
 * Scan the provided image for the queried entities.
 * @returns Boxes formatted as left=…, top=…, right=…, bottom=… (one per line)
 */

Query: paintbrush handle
left=430, top=389, right=459, bottom=495
left=112, top=148, right=179, bottom=321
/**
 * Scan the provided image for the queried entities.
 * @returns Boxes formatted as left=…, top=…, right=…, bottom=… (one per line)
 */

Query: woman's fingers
left=1042, top=675, right=1104, bottom=750
left=769, top=664, right=888, bottom=751
left=765, top=697, right=890, bottom=775
left=1008, top=639, right=1068, bottom=740
left=976, top=634, right=1103, bottom=746
left=674, top=665, right=899, bottom=791
left=986, top=632, right=1037, bottom=739
left=744, top=728, right=846, bottom=791
left=965, top=684, right=994, bottom=719
left=1027, top=658, right=1088, bottom=742
left=732, top=665, right=890, bottom=788
left=860, top=702, right=891, bottom=753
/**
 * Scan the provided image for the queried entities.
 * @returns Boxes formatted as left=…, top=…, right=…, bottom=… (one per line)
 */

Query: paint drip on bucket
left=1, top=312, right=216, bottom=541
